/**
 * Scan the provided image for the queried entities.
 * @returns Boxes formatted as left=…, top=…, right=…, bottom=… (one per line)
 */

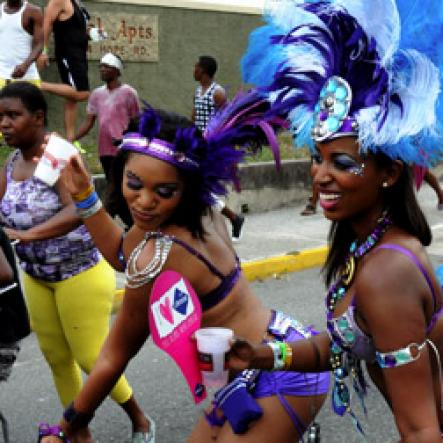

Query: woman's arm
left=4, top=179, right=80, bottom=242
left=59, top=153, right=126, bottom=269
left=0, top=151, right=16, bottom=201
left=357, top=254, right=442, bottom=442
left=51, top=238, right=160, bottom=441
left=0, top=247, right=13, bottom=283
left=229, top=330, right=332, bottom=373
left=59, top=281, right=152, bottom=438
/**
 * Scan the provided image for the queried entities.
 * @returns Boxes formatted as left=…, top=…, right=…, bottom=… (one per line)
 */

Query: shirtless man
left=0, top=0, right=43, bottom=88
left=39, top=0, right=90, bottom=139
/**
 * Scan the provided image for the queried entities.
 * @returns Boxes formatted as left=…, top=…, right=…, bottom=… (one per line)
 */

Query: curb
left=241, top=245, right=328, bottom=281
left=112, top=245, right=328, bottom=312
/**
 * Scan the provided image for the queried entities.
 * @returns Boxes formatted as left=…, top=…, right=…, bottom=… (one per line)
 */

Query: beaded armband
left=376, top=341, right=427, bottom=368
left=125, top=233, right=173, bottom=288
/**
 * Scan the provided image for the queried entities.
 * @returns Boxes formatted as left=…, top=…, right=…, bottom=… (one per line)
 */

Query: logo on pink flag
left=149, top=271, right=206, bottom=403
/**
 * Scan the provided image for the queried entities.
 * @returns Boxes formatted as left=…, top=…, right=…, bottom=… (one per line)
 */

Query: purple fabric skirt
left=205, top=311, right=330, bottom=435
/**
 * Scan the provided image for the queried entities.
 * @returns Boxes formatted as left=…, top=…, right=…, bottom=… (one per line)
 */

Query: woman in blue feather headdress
left=229, top=0, right=443, bottom=440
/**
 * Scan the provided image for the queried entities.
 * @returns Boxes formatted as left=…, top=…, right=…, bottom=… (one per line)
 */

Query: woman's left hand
left=4, top=227, right=32, bottom=242
left=227, top=337, right=260, bottom=371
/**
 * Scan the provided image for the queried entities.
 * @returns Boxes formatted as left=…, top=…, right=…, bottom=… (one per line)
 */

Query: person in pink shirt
left=72, top=52, right=140, bottom=181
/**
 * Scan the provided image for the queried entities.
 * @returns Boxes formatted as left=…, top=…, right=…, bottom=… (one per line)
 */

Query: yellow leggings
left=23, top=259, right=132, bottom=407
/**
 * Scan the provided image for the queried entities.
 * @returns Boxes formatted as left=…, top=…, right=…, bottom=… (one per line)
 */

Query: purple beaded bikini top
left=328, top=243, right=443, bottom=363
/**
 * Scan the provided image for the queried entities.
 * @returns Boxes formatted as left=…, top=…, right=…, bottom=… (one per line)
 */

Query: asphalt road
left=6, top=259, right=443, bottom=443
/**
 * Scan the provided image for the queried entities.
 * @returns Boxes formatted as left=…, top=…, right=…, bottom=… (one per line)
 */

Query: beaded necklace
left=326, top=212, right=392, bottom=432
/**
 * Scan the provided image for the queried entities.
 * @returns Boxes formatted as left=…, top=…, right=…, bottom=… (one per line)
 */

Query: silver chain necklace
left=125, top=233, right=172, bottom=288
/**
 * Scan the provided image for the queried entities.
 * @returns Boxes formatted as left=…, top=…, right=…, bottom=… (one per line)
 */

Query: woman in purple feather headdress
left=228, top=0, right=443, bottom=440
left=39, top=103, right=330, bottom=443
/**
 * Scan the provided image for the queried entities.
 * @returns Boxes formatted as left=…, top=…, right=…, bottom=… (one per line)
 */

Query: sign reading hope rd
left=87, top=13, right=159, bottom=62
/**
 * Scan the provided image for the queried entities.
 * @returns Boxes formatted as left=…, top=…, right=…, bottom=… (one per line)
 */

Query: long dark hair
left=323, top=153, right=432, bottom=285
left=106, top=110, right=208, bottom=238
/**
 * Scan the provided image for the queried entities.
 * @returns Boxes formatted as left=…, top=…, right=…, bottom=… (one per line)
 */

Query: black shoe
left=231, top=215, right=245, bottom=243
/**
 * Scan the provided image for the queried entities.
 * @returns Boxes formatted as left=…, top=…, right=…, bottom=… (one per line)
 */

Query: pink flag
left=148, top=270, right=206, bottom=404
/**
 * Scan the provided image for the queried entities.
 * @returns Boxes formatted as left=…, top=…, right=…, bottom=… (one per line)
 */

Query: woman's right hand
left=59, top=153, right=92, bottom=197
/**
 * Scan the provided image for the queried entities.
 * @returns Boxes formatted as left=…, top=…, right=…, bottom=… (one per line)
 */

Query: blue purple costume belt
left=205, top=310, right=330, bottom=435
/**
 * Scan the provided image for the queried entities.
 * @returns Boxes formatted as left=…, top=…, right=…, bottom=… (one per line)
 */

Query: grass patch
left=0, top=131, right=309, bottom=174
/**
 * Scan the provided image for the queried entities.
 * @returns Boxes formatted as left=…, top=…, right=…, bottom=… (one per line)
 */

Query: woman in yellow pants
left=0, top=81, right=154, bottom=443
left=23, top=260, right=123, bottom=406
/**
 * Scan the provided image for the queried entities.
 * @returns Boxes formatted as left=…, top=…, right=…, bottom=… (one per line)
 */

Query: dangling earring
left=382, top=181, right=389, bottom=188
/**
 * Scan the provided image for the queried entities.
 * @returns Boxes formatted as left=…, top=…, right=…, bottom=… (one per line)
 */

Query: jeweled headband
left=120, top=133, right=199, bottom=171
left=241, top=0, right=443, bottom=166
left=117, top=103, right=284, bottom=207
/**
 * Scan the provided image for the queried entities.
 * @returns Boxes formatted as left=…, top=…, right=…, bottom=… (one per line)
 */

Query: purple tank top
left=0, top=151, right=100, bottom=282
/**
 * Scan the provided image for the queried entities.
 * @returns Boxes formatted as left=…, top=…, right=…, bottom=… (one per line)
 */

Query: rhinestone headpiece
left=311, top=76, right=359, bottom=142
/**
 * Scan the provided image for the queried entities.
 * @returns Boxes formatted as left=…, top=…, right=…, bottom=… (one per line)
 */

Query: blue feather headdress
left=241, top=0, right=443, bottom=166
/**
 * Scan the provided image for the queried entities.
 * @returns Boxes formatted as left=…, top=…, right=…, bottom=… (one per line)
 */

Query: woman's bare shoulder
left=356, top=232, right=434, bottom=311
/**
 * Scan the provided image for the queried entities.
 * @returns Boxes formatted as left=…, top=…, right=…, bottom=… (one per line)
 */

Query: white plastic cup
left=195, top=327, right=233, bottom=388
left=34, top=134, right=77, bottom=186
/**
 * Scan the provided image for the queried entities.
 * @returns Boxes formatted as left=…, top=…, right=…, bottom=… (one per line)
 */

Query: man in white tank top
left=0, top=0, right=43, bottom=88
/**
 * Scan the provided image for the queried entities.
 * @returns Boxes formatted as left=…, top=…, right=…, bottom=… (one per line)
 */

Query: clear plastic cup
left=195, top=327, right=233, bottom=388
left=89, top=27, right=108, bottom=41
left=34, top=134, right=77, bottom=186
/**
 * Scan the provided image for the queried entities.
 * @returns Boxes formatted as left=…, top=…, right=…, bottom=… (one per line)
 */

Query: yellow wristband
left=278, top=341, right=286, bottom=364
left=283, top=343, right=293, bottom=370
left=72, top=184, right=94, bottom=202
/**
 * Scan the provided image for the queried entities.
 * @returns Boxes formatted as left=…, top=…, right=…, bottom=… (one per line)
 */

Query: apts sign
left=87, top=13, right=159, bottom=62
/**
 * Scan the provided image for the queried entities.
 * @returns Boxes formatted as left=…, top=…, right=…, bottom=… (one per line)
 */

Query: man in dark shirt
left=38, top=0, right=91, bottom=140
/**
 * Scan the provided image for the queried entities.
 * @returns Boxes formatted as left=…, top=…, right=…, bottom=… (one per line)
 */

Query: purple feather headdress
left=241, top=0, right=443, bottom=166
left=205, top=89, right=289, bottom=170
left=119, top=102, right=285, bottom=206
left=120, top=108, right=199, bottom=171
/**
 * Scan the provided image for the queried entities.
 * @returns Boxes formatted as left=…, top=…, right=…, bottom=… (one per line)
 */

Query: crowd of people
left=0, top=0, right=443, bottom=442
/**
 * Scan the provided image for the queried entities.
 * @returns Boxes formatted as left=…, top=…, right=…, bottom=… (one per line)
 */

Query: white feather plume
left=357, top=50, right=440, bottom=148
left=332, top=0, right=400, bottom=65
left=264, top=0, right=325, bottom=33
